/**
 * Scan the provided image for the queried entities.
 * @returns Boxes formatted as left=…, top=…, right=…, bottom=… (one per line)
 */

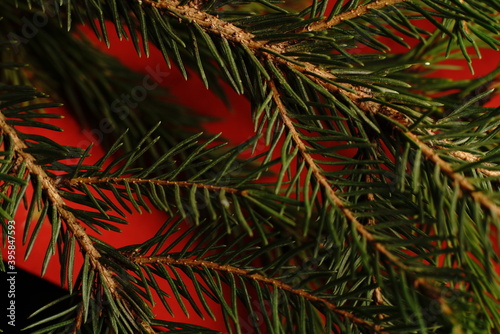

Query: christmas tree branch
left=141, top=0, right=412, bottom=129
left=126, top=3, right=500, bottom=288
left=0, top=111, right=155, bottom=333
left=1, top=0, right=498, bottom=331
left=0, top=114, right=109, bottom=286
left=141, top=0, right=405, bottom=118
left=131, top=255, right=382, bottom=332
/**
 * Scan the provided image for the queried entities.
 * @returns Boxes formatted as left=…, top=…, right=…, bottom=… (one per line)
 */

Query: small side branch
left=68, top=176, right=241, bottom=194
left=446, top=149, right=500, bottom=179
left=0, top=113, right=111, bottom=285
left=304, top=0, right=407, bottom=32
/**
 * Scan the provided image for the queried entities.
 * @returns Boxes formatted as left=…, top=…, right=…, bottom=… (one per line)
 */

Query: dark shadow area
left=2, top=263, right=68, bottom=334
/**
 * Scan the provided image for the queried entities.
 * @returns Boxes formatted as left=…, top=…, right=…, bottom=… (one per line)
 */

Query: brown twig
left=72, top=305, right=85, bottom=334
left=68, top=176, right=241, bottom=194
left=300, top=0, right=408, bottom=32
left=445, top=148, right=500, bottom=179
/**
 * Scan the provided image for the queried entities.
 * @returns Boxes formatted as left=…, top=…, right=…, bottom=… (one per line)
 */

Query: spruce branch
left=105, top=3, right=499, bottom=328
left=268, top=79, right=467, bottom=318
left=141, top=0, right=496, bottom=264
left=0, top=114, right=106, bottom=281
left=2, top=0, right=500, bottom=332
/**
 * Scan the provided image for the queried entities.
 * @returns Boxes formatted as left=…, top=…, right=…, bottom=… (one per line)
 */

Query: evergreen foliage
left=1, top=0, right=500, bottom=333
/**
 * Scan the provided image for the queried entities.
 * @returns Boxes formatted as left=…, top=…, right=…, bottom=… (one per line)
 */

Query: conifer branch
left=142, top=0, right=414, bottom=130
left=0, top=114, right=108, bottom=283
left=3, top=1, right=499, bottom=331
left=0, top=112, right=155, bottom=333
left=143, top=0, right=264, bottom=50
left=131, top=255, right=382, bottom=332
left=141, top=0, right=403, bottom=118
left=68, top=176, right=241, bottom=194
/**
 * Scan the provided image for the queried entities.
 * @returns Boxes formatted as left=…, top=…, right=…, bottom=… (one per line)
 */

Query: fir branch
left=131, top=255, right=382, bottom=333
left=3, top=1, right=500, bottom=332
left=268, top=81, right=477, bottom=328
left=0, top=111, right=155, bottom=333
left=142, top=0, right=274, bottom=50
left=270, top=6, right=500, bottom=222
left=121, top=0, right=406, bottom=135
left=0, top=114, right=105, bottom=279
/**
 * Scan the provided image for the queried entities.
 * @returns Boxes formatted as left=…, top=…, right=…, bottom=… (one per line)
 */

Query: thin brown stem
left=72, top=305, right=85, bottom=334
left=303, top=0, right=407, bottom=32
left=131, top=255, right=383, bottom=333
left=371, top=277, right=386, bottom=332
left=68, top=176, right=240, bottom=194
